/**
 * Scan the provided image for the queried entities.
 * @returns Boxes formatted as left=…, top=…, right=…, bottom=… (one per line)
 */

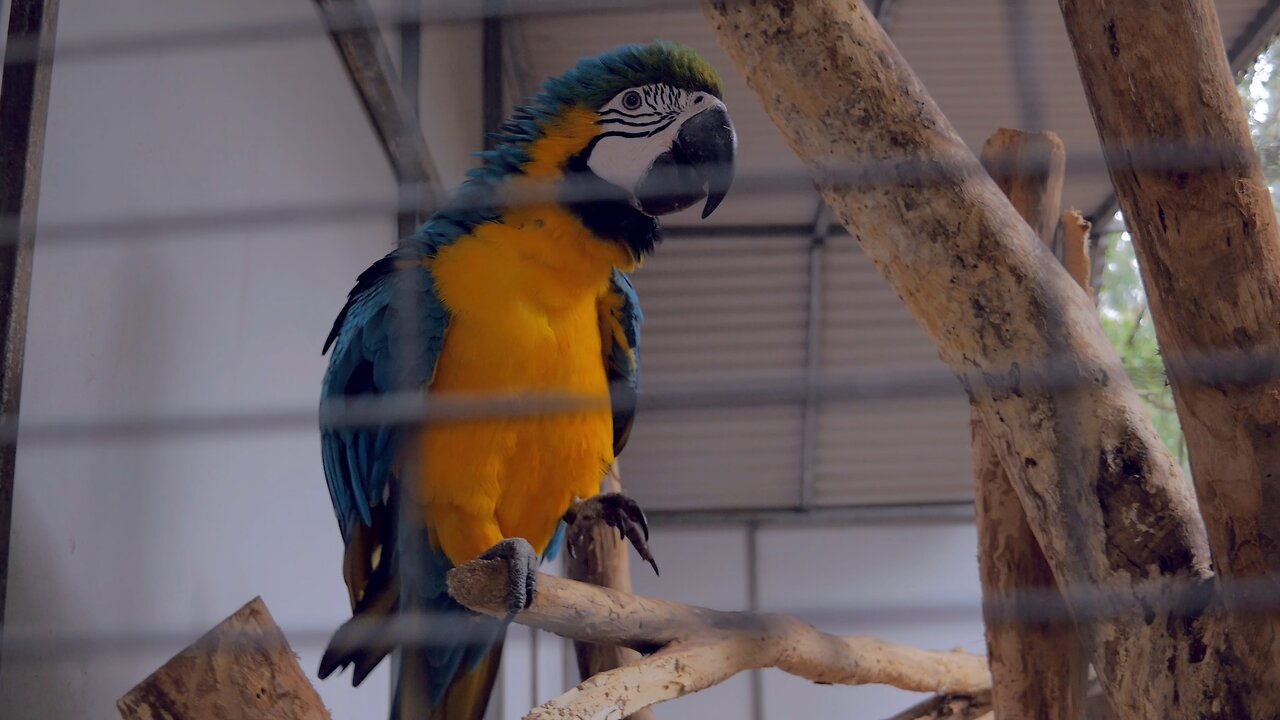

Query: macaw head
left=481, top=41, right=738, bottom=257
left=553, top=41, right=737, bottom=220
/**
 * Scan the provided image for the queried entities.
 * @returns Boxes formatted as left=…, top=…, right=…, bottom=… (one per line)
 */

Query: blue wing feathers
left=606, top=269, right=643, bottom=455
left=322, top=216, right=500, bottom=710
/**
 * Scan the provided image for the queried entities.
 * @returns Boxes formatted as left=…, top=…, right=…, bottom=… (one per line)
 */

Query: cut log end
left=116, top=597, right=331, bottom=720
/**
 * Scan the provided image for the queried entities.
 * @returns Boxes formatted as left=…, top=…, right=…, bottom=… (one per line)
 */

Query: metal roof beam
left=650, top=501, right=977, bottom=528
left=0, top=0, right=60, bottom=672
left=312, top=0, right=441, bottom=237
left=482, top=8, right=504, bottom=150
left=798, top=201, right=834, bottom=510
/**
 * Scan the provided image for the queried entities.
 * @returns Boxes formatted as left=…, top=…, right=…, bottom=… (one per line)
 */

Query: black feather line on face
left=562, top=146, right=661, bottom=260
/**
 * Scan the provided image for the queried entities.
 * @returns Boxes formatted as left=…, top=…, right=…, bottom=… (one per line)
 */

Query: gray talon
left=479, top=537, right=539, bottom=614
left=563, top=493, right=659, bottom=576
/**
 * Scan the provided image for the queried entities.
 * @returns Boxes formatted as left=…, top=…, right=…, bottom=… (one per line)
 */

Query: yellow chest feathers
left=418, top=204, right=634, bottom=562
left=428, top=204, right=633, bottom=393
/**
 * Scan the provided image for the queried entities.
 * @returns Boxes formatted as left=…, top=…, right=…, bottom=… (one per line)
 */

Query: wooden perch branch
left=448, top=559, right=990, bottom=719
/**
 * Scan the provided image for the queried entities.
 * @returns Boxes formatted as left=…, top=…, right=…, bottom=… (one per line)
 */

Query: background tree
left=1095, top=32, right=1280, bottom=468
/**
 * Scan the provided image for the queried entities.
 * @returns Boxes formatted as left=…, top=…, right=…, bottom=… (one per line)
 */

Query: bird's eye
left=621, top=91, right=643, bottom=110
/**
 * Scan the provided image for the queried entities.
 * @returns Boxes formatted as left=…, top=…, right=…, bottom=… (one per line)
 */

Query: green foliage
left=1097, top=227, right=1186, bottom=464
left=1097, top=35, right=1280, bottom=470
left=1240, top=38, right=1280, bottom=206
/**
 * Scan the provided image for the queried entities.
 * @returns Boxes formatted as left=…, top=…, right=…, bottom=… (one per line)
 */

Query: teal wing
left=320, top=177, right=500, bottom=544
left=603, top=268, right=643, bottom=456
left=319, top=243, right=447, bottom=543
left=319, top=193, right=510, bottom=718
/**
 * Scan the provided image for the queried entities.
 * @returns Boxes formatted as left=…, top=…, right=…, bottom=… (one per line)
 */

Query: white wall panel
left=0, top=1, right=479, bottom=717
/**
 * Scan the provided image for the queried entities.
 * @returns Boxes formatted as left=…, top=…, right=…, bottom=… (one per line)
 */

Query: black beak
left=635, top=105, right=737, bottom=218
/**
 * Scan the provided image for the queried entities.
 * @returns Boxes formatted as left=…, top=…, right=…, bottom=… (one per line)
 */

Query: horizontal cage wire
left=0, top=346, right=1265, bottom=445
left=0, top=144, right=1266, bottom=246
left=3, top=569, right=1278, bottom=658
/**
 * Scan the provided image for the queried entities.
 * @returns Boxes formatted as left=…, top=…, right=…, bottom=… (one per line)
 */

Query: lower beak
left=635, top=105, right=738, bottom=218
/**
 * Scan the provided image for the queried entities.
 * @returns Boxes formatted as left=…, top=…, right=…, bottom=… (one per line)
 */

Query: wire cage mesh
left=2, top=0, right=1280, bottom=719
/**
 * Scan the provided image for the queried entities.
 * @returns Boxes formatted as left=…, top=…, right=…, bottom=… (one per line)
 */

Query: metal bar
left=398, top=0, right=423, bottom=237
left=0, top=350, right=1229, bottom=446
left=1003, top=0, right=1045, bottom=131
left=665, top=222, right=814, bottom=239
left=872, top=0, right=898, bottom=34
left=0, top=0, right=59, bottom=670
left=312, top=0, right=440, bottom=237
left=746, top=522, right=764, bottom=720
left=0, top=142, right=1259, bottom=247
left=482, top=6, right=504, bottom=151
left=399, top=0, right=421, bottom=118
left=1227, top=0, right=1280, bottom=75
left=798, top=202, right=832, bottom=509
left=650, top=501, right=977, bottom=528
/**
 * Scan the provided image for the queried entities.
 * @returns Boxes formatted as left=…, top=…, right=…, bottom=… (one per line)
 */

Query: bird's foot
left=479, top=537, right=539, bottom=614
left=563, top=492, right=659, bottom=576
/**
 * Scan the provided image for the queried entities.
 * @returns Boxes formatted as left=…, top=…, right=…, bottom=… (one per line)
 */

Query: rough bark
left=565, top=467, right=655, bottom=720
left=702, top=1, right=1244, bottom=717
left=1059, top=3, right=1280, bottom=709
left=117, top=597, right=330, bottom=720
left=972, top=129, right=1086, bottom=720
left=448, top=559, right=990, bottom=720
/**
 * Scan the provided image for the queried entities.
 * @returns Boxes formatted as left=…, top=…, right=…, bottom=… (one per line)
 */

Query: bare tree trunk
left=1058, top=3, right=1280, bottom=710
left=566, top=466, right=655, bottom=720
left=701, top=0, right=1247, bottom=716
left=973, top=129, right=1085, bottom=720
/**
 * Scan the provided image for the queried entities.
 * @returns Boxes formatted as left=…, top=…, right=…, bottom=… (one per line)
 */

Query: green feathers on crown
left=541, top=41, right=723, bottom=110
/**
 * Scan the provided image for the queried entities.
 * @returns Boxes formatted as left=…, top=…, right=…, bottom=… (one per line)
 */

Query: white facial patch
left=586, top=85, right=719, bottom=207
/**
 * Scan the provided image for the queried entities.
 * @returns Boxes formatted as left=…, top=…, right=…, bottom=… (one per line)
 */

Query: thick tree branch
left=448, top=559, right=990, bottom=719
left=973, top=129, right=1085, bottom=720
left=702, top=0, right=1246, bottom=716
left=1059, top=1, right=1280, bottom=708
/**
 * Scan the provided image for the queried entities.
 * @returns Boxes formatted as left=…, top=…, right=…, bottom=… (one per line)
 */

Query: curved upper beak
left=677, top=105, right=737, bottom=218
left=634, top=104, right=738, bottom=219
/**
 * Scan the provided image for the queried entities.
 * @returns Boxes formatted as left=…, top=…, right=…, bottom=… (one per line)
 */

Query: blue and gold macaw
left=317, top=42, right=736, bottom=719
